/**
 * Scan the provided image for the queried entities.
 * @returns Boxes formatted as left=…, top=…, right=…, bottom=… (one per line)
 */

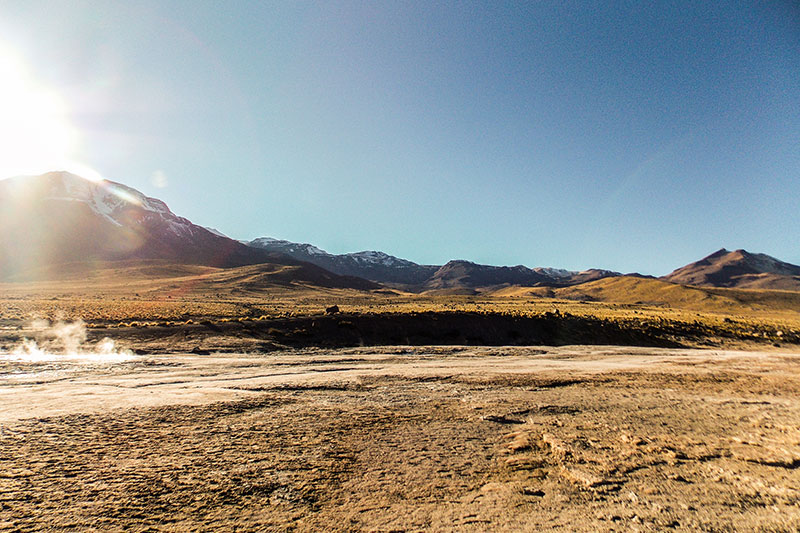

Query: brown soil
left=0, top=346, right=798, bottom=531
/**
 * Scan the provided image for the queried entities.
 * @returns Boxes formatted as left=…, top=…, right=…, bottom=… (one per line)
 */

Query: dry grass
left=0, top=263, right=798, bottom=350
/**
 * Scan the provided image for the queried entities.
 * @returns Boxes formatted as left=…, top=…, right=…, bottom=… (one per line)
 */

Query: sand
left=1, top=346, right=798, bottom=531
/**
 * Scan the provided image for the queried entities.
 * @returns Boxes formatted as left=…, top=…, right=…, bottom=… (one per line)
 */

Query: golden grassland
left=0, top=263, right=799, bottom=347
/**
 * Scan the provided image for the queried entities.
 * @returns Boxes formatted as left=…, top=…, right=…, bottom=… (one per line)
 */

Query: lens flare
left=0, top=44, right=101, bottom=181
left=103, top=182, right=142, bottom=205
left=63, top=162, right=104, bottom=182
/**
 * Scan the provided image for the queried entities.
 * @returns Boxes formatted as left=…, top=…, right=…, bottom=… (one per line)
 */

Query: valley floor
left=1, top=346, right=799, bottom=531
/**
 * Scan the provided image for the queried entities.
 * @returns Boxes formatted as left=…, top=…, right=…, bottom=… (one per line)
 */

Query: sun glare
left=0, top=45, right=100, bottom=181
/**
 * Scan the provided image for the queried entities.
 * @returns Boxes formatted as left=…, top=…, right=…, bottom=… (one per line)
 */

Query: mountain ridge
left=0, top=171, right=273, bottom=270
left=2, top=172, right=798, bottom=293
left=245, top=238, right=623, bottom=289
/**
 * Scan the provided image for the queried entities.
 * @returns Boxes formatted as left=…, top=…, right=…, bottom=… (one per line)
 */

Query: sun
left=0, top=45, right=101, bottom=181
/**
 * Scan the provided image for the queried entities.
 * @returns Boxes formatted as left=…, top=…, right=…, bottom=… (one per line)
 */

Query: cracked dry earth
left=0, top=346, right=799, bottom=531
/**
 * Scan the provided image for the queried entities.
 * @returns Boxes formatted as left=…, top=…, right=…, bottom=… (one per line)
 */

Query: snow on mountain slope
left=0, top=171, right=277, bottom=275
left=204, top=226, right=229, bottom=238
left=532, top=267, right=573, bottom=279
left=4, top=171, right=196, bottom=237
left=343, top=250, right=419, bottom=268
left=248, top=237, right=328, bottom=257
left=246, top=238, right=439, bottom=285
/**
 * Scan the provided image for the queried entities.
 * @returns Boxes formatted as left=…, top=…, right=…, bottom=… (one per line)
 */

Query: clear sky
left=0, top=1, right=797, bottom=275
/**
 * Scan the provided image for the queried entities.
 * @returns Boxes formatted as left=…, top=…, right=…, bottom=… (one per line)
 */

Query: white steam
left=2, top=319, right=133, bottom=362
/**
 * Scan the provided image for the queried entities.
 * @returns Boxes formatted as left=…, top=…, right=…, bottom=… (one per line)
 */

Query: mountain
left=560, top=268, right=623, bottom=285
left=246, top=237, right=439, bottom=285
left=424, top=260, right=548, bottom=290
left=0, top=171, right=273, bottom=275
left=662, top=248, right=800, bottom=290
left=24, top=173, right=797, bottom=294
left=424, top=261, right=621, bottom=291
left=0, top=171, right=377, bottom=290
left=246, top=237, right=621, bottom=290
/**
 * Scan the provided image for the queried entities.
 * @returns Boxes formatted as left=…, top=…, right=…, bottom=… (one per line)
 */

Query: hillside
left=0, top=259, right=378, bottom=303
left=663, top=248, right=800, bottom=290
left=492, top=275, right=800, bottom=316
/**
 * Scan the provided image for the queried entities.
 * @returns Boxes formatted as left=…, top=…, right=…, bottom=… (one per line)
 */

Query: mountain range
left=1, top=171, right=799, bottom=293
left=244, top=237, right=620, bottom=290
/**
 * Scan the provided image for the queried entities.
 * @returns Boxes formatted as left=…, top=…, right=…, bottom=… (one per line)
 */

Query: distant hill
left=246, top=238, right=620, bottom=290
left=550, top=276, right=738, bottom=310
left=171, top=261, right=379, bottom=292
left=662, top=248, right=800, bottom=290
left=492, top=275, right=800, bottom=316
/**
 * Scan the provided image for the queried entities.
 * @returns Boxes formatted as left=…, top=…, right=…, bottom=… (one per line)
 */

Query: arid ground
left=0, top=270, right=799, bottom=531
left=1, top=345, right=799, bottom=532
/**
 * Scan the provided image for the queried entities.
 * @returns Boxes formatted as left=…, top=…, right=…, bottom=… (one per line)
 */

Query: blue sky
left=0, top=1, right=797, bottom=275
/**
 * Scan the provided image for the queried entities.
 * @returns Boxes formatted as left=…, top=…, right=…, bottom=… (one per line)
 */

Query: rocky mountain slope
left=0, top=171, right=271, bottom=271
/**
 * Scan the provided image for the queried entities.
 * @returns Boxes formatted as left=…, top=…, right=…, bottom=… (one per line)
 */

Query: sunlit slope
left=493, top=276, right=800, bottom=316
left=0, top=260, right=378, bottom=295
left=558, top=276, right=737, bottom=309
left=662, top=249, right=800, bottom=290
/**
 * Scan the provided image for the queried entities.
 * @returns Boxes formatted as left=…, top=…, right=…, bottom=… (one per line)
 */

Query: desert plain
left=1, top=345, right=799, bottom=532
left=0, top=268, right=799, bottom=532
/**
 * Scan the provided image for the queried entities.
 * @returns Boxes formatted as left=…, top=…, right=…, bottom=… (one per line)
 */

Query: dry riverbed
left=0, top=346, right=798, bottom=531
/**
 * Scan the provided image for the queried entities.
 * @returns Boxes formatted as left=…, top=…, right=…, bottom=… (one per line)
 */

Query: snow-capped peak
left=5, top=171, right=194, bottom=237
left=344, top=250, right=415, bottom=267
left=247, top=237, right=331, bottom=257
left=533, top=267, right=574, bottom=279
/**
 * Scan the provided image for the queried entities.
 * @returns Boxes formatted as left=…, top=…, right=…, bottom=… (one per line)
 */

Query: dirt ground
left=0, top=346, right=799, bottom=532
